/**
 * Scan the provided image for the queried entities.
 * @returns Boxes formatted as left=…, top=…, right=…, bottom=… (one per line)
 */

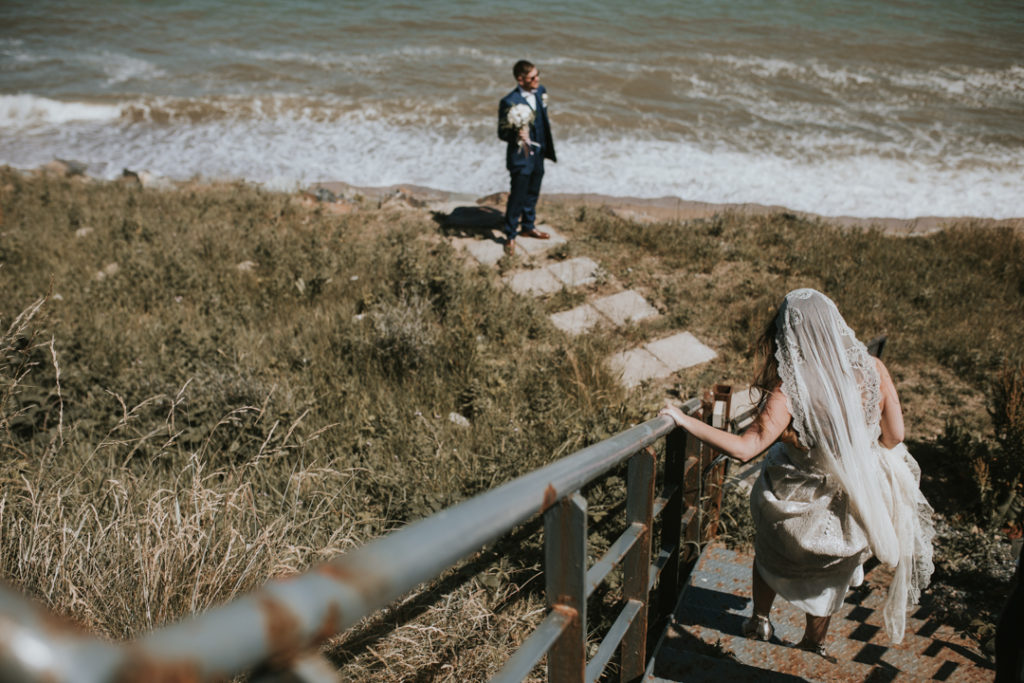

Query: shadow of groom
left=432, top=205, right=505, bottom=240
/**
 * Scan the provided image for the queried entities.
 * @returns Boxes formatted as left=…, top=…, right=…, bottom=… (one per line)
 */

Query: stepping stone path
left=437, top=207, right=719, bottom=388
left=504, top=252, right=600, bottom=296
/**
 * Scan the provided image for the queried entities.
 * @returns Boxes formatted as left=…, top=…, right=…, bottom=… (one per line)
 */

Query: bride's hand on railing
left=659, top=402, right=686, bottom=427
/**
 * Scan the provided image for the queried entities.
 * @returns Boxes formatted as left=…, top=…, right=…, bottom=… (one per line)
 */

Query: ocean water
left=1, top=0, right=1021, bottom=218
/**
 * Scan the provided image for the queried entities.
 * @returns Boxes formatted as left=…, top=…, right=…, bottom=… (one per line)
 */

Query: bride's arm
left=875, top=358, right=905, bottom=448
left=659, top=389, right=790, bottom=463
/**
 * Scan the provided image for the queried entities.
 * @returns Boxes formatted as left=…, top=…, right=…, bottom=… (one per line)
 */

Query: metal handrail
left=0, top=404, right=714, bottom=683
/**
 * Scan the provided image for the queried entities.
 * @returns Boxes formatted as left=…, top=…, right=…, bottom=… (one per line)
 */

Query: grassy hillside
left=1, top=168, right=1020, bottom=678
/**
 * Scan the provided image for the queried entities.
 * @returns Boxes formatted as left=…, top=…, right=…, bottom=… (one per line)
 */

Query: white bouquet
left=504, top=103, right=539, bottom=154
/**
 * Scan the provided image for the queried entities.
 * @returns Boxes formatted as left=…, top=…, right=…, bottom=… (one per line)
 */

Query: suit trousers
left=503, top=161, right=544, bottom=240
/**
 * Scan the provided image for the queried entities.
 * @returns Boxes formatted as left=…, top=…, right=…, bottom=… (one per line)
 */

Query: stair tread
left=648, top=541, right=997, bottom=683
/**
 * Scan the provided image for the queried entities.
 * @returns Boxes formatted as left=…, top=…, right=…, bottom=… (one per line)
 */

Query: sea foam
left=1, top=100, right=1021, bottom=220
left=0, top=94, right=123, bottom=128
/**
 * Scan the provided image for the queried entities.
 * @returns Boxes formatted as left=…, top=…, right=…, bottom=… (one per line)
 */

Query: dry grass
left=0, top=299, right=368, bottom=638
left=1, top=168, right=1021, bottom=678
left=0, top=168, right=634, bottom=679
left=543, top=203, right=1024, bottom=439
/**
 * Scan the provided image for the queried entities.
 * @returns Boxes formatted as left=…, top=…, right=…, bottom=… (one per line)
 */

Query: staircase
left=647, top=542, right=996, bottom=682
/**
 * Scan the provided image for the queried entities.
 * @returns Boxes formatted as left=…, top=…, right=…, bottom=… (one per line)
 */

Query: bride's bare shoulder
left=873, top=356, right=894, bottom=384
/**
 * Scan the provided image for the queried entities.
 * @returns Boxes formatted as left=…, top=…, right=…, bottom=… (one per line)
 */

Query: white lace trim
left=846, top=338, right=882, bottom=444
left=775, top=327, right=810, bottom=447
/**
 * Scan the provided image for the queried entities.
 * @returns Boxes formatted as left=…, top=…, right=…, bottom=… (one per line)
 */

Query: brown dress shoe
left=520, top=228, right=549, bottom=239
left=504, top=238, right=515, bottom=255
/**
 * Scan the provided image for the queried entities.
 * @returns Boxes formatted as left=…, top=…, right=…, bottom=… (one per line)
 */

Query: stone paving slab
left=645, top=332, right=718, bottom=370
left=591, top=290, right=659, bottom=326
left=547, top=256, right=600, bottom=287
left=454, top=237, right=505, bottom=266
left=514, top=224, right=567, bottom=256
left=610, top=348, right=674, bottom=388
left=549, top=304, right=608, bottom=336
left=504, top=268, right=564, bottom=296
left=609, top=331, right=718, bottom=388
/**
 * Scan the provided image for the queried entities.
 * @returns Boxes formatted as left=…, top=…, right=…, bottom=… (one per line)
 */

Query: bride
left=660, top=288, right=934, bottom=656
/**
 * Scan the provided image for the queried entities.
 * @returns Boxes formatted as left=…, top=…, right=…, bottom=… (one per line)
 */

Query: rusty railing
left=0, top=396, right=735, bottom=683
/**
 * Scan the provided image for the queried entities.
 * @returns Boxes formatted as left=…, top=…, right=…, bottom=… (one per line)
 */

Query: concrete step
left=515, top=224, right=566, bottom=256
left=610, top=331, right=718, bottom=388
left=549, top=289, right=660, bottom=336
left=648, top=541, right=996, bottom=682
left=503, top=256, right=600, bottom=296
left=590, top=289, right=659, bottom=327
left=450, top=224, right=566, bottom=266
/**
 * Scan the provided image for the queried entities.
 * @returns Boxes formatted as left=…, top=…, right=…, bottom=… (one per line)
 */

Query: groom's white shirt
left=517, top=86, right=536, bottom=110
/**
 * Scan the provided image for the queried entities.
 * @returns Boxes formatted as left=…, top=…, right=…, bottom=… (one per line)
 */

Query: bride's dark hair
left=750, top=302, right=803, bottom=448
left=752, top=309, right=781, bottom=405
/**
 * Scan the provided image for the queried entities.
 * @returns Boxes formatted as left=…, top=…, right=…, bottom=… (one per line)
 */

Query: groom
left=498, top=60, right=556, bottom=255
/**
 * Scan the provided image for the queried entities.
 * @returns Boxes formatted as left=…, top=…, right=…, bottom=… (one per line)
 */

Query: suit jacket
left=498, top=84, right=557, bottom=173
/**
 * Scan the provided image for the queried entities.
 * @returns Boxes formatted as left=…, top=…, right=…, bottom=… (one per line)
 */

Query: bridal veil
left=773, top=289, right=934, bottom=642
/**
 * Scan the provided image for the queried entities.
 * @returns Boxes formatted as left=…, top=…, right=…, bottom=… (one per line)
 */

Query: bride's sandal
left=796, top=637, right=838, bottom=663
left=741, top=612, right=774, bottom=641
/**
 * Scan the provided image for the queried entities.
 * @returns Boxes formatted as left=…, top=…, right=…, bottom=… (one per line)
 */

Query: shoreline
left=313, top=179, right=1024, bottom=236
left=23, top=163, right=1024, bottom=235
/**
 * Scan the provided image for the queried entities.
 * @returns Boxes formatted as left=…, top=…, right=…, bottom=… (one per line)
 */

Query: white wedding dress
left=748, top=289, right=935, bottom=643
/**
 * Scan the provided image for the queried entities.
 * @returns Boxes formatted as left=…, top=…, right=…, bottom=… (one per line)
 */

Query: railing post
left=701, top=385, right=732, bottom=540
left=620, top=449, right=655, bottom=681
left=545, top=492, right=587, bottom=683
left=656, top=428, right=687, bottom=628
left=682, top=429, right=702, bottom=566
left=703, top=458, right=727, bottom=541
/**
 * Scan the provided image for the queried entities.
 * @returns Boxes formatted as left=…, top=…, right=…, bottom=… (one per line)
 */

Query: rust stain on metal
left=317, top=561, right=392, bottom=606
left=312, top=601, right=343, bottom=644
left=39, top=611, right=89, bottom=636
left=18, top=594, right=90, bottom=636
left=112, top=653, right=211, bottom=683
left=259, top=595, right=304, bottom=665
left=551, top=603, right=579, bottom=626
left=541, top=483, right=558, bottom=513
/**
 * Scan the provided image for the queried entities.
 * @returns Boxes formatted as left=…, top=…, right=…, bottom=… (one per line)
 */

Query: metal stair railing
left=0, top=397, right=727, bottom=683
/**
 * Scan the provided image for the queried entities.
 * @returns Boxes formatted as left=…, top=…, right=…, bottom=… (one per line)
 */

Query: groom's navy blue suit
left=498, top=84, right=556, bottom=241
